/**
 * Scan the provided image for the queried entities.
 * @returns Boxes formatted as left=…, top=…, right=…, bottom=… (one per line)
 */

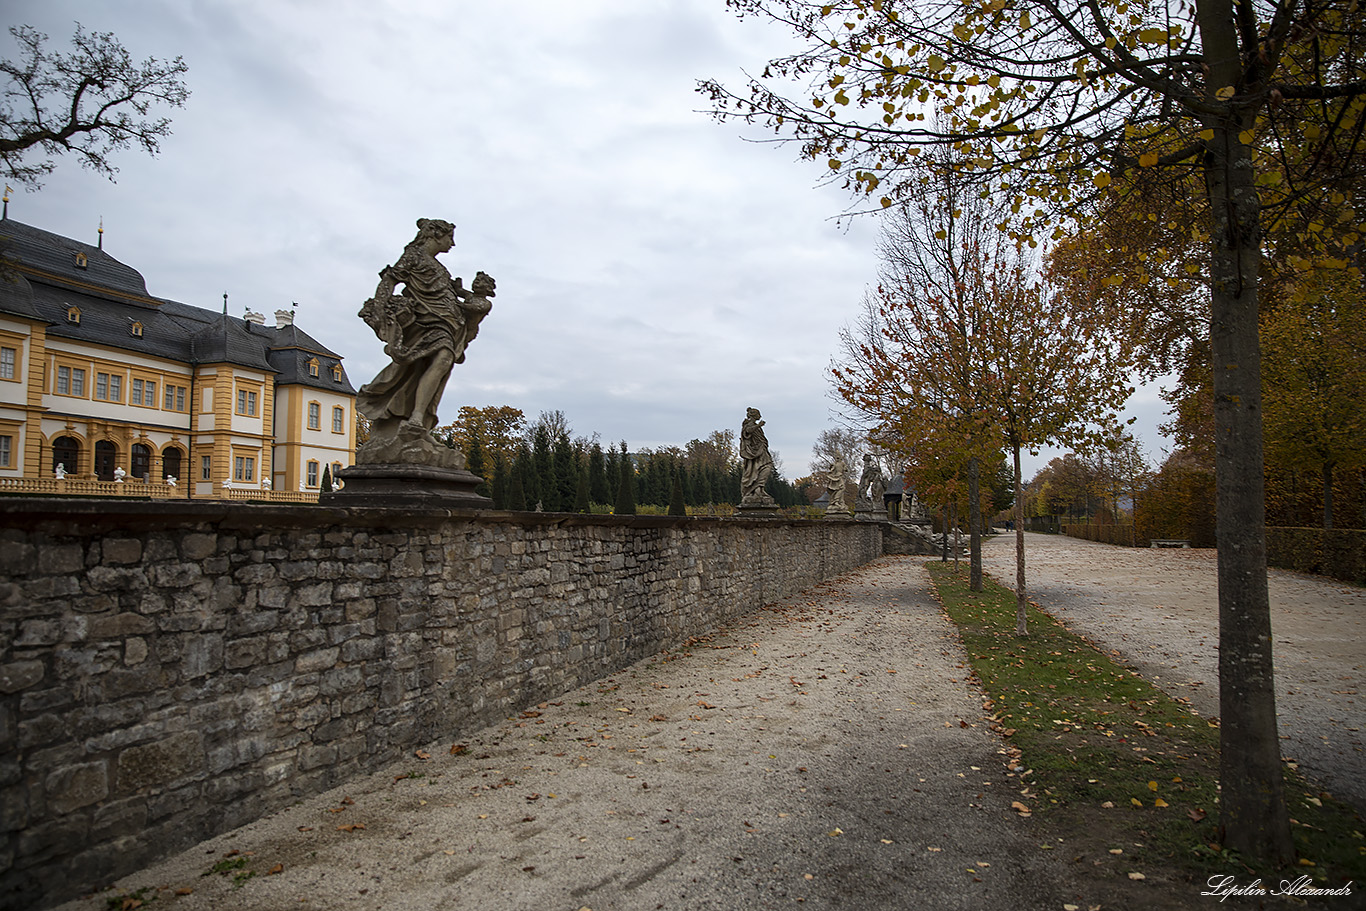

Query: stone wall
left=0, top=500, right=885, bottom=909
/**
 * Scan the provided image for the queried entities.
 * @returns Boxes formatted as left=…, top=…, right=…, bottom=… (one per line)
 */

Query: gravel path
left=978, top=532, right=1366, bottom=813
left=52, top=556, right=1141, bottom=911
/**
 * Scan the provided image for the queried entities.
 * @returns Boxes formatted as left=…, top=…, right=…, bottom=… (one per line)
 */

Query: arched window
left=162, top=447, right=183, bottom=481
left=94, top=441, right=117, bottom=481
left=52, top=436, right=80, bottom=475
left=131, top=443, right=152, bottom=480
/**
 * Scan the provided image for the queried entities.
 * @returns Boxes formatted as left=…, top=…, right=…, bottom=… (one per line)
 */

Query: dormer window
left=307, top=357, right=319, bottom=378
left=66, top=306, right=81, bottom=324
left=330, top=364, right=342, bottom=382
left=74, top=252, right=88, bottom=269
left=130, top=321, right=144, bottom=338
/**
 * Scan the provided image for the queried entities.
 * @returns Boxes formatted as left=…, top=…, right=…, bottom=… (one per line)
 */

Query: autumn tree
left=1261, top=269, right=1366, bottom=529
left=438, top=405, right=526, bottom=467
left=1, top=24, right=189, bottom=186
left=702, top=0, right=1366, bottom=862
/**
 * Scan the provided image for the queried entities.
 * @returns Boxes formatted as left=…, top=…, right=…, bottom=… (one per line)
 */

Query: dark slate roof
left=0, top=217, right=153, bottom=303
left=0, top=215, right=351, bottom=386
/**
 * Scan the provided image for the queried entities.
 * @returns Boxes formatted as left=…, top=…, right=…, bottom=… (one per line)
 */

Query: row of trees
left=701, top=0, right=1365, bottom=863
left=433, top=407, right=805, bottom=513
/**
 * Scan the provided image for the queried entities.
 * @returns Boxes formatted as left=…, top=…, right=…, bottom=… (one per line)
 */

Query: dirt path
left=53, top=557, right=1163, bottom=911
left=978, top=533, right=1366, bottom=812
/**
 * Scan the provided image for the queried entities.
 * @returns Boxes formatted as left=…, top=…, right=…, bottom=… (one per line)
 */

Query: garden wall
left=0, top=500, right=885, bottom=909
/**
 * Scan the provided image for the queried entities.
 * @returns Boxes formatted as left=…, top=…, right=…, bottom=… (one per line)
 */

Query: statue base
left=738, top=503, right=781, bottom=517
left=855, top=503, right=888, bottom=522
left=323, top=463, right=492, bottom=508
left=824, top=509, right=853, bottom=521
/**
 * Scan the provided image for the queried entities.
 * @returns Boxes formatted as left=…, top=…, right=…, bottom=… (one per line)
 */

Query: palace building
left=0, top=211, right=356, bottom=497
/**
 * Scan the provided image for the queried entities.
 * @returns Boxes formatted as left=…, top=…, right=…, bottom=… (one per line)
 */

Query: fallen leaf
left=1187, top=808, right=1207, bottom=821
left=337, top=824, right=365, bottom=832
left=267, top=864, right=283, bottom=875
left=1147, top=781, right=1158, bottom=792
left=297, top=826, right=314, bottom=832
left=175, top=889, right=193, bottom=896
left=1101, top=801, right=1115, bottom=809
left=444, top=850, right=456, bottom=855
left=415, top=750, right=431, bottom=760
left=827, top=828, right=843, bottom=837
left=1108, top=848, right=1123, bottom=855
left=1011, top=801, right=1031, bottom=814
left=1128, top=872, right=1146, bottom=880
left=1299, top=858, right=1317, bottom=867
left=450, top=743, right=468, bottom=755
left=1131, top=798, right=1143, bottom=807
left=1154, top=798, right=1169, bottom=808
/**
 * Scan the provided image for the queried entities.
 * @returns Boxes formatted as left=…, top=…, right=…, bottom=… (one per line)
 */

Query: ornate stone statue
left=858, top=454, right=886, bottom=506
left=327, top=218, right=497, bottom=508
left=54, top=463, right=66, bottom=480
left=113, top=466, right=125, bottom=484
left=739, top=407, right=777, bottom=508
left=824, top=454, right=848, bottom=516
left=355, top=218, right=496, bottom=468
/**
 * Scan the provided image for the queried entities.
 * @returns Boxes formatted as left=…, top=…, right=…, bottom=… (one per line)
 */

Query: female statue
left=357, top=218, right=495, bottom=440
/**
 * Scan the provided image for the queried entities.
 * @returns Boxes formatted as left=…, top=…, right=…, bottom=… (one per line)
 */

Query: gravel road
left=51, top=556, right=1149, bottom=911
left=978, top=532, right=1366, bottom=813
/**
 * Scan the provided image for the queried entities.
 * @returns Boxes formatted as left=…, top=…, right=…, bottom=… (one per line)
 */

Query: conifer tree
left=588, top=442, right=609, bottom=504
left=532, top=425, right=555, bottom=511
left=668, top=468, right=687, bottom=516
left=508, top=458, right=528, bottom=511
left=614, top=442, right=636, bottom=515
left=491, top=452, right=509, bottom=509
left=573, top=469, right=590, bottom=513
left=320, top=464, right=333, bottom=494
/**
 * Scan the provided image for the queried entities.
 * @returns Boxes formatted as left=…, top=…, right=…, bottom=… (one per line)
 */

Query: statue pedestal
left=854, top=503, right=887, bottom=522
left=738, top=503, right=781, bottom=517
left=323, top=463, right=491, bottom=509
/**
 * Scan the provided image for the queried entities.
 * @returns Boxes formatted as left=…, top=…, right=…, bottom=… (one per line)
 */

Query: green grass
left=925, top=560, right=1365, bottom=889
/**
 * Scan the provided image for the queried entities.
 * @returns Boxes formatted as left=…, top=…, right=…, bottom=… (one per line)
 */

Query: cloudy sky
left=5, top=0, right=1172, bottom=479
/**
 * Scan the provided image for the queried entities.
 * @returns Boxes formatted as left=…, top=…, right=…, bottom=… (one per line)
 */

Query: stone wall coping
left=0, top=497, right=837, bottom=534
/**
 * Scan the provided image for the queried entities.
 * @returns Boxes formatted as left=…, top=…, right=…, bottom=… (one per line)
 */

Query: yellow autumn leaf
left=1138, top=152, right=1158, bottom=167
left=928, top=54, right=947, bottom=73
left=1019, top=11, right=1031, bottom=28
left=1154, top=798, right=1169, bottom=807
left=1215, top=85, right=1236, bottom=100
left=1093, top=172, right=1112, bottom=188
left=1131, top=798, right=1143, bottom=807
left=1199, top=128, right=1215, bottom=140
left=1147, top=781, right=1158, bottom=791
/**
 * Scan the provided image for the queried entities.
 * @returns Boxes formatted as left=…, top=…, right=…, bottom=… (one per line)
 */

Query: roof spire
left=223, top=291, right=228, bottom=315
left=2, top=185, right=10, bottom=220
left=98, top=216, right=104, bottom=250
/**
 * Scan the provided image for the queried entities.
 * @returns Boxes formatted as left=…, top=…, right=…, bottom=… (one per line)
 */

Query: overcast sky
left=6, top=0, right=1173, bottom=479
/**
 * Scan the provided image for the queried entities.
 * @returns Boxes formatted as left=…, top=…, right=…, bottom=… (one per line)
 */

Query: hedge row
left=1265, top=527, right=1366, bottom=584
left=1062, top=524, right=1146, bottom=548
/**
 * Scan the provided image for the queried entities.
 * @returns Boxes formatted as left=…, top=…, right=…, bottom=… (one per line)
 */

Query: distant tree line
left=434, top=406, right=802, bottom=513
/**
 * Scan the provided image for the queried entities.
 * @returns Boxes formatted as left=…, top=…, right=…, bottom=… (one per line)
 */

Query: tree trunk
left=1198, top=0, right=1292, bottom=862
left=941, top=502, right=948, bottom=562
left=1012, top=444, right=1027, bottom=637
left=1322, top=462, right=1334, bottom=531
left=968, top=456, right=982, bottom=591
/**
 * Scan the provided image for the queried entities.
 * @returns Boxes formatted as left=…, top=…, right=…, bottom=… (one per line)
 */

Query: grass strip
left=924, top=559, right=1365, bottom=891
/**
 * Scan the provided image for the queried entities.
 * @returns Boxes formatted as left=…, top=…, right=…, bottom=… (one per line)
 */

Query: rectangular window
left=144, top=381, right=156, bottom=407
left=164, top=384, right=187, bottom=412
left=306, top=460, right=319, bottom=487
left=0, top=435, right=10, bottom=468
left=105, top=373, right=116, bottom=401
left=332, top=406, right=344, bottom=433
left=234, top=456, right=256, bottom=482
left=236, top=389, right=258, bottom=416
left=56, top=365, right=69, bottom=395
left=201, top=455, right=212, bottom=480
left=0, top=347, right=16, bottom=380
left=96, top=372, right=109, bottom=400
left=132, top=378, right=143, bottom=404
left=308, top=402, right=320, bottom=430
